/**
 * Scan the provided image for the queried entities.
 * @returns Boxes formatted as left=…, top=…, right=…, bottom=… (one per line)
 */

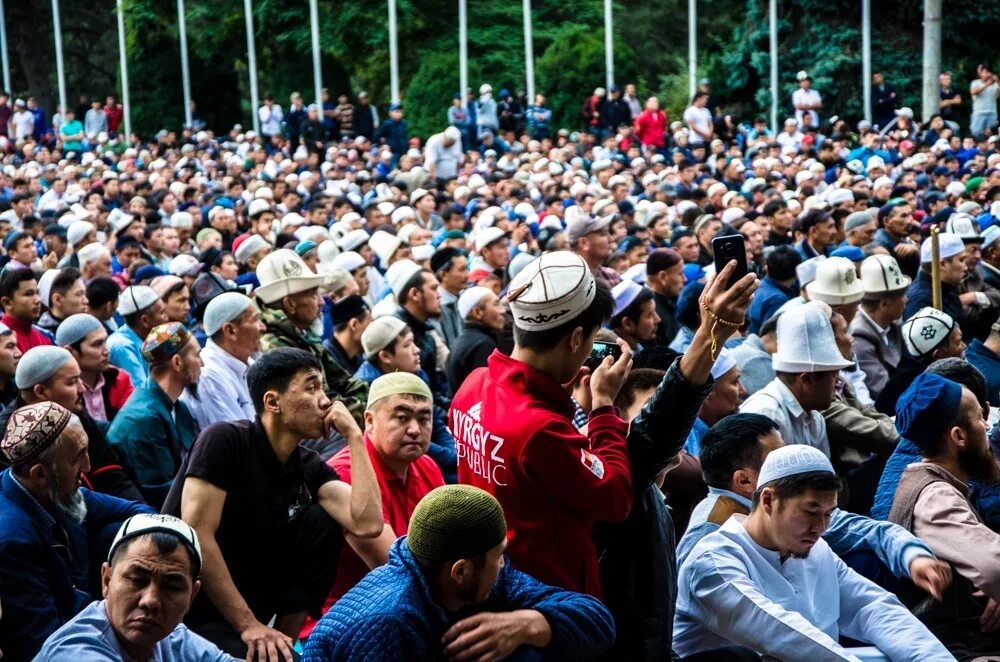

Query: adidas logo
left=468, top=401, right=482, bottom=422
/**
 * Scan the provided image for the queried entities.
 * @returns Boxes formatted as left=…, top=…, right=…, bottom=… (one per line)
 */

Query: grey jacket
left=850, top=311, right=901, bottom=401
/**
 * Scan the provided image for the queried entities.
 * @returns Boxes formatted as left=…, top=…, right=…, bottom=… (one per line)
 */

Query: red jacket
left=634, top=109, right=667, bottom=148
left=1, top=314, right=53, bottom=355
left=451, top=351, right=631, bottom=599
left=101, top=366, right=134, bottom=421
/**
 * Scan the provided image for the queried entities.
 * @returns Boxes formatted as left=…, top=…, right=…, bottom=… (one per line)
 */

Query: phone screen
left=590, top=341, right=623, bottom=363
left=712, top=234, right=750, bottom=290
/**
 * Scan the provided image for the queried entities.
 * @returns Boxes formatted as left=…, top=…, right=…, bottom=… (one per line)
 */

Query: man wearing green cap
left=304, top=485, right=615, bottom=661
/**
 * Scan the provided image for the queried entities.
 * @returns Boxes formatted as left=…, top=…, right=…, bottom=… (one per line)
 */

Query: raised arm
left=318, top=401, right=384, bottom=538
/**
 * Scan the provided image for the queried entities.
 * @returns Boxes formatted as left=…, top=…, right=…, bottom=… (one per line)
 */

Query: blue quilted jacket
left=303, top=538, right=615, bottom=661
left=871, top=438, right=1000, bottom=529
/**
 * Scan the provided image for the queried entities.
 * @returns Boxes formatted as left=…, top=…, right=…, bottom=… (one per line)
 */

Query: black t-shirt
left=940, top=87, right=960, bottom=120
left=163, top=419, right=338, bottom=624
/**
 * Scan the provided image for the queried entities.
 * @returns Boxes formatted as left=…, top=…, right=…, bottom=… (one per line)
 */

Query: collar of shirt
left=772, top=377, right=807, bottom=421
left=708, top=485, right=752, bottom=510
left=725, top=513, right=785, bottom=570
left=8, top=470, right=57, bottom=528
left=81, top=371, right=106, bottom=395
left=440, top=289, right=459, bottom=306
left=203, top=338, right=249, bottom=380
left=857, top=307, right=889, bottom=344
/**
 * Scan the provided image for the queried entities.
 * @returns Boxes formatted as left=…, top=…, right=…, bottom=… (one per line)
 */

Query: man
left=903, top=232, right=966, bottom=327
left=57, top=313, right=134, bottom=423
left=37, top=267, right=89, bottom=335
left=108, top=323, right=201, bottom=509
left=0, top=402, right=152, bottom=659
left=741, top=301, right=854, bottom=457
left=888, top=371, right=1000, bottom=657
left=852, top=254, right=910, bottom=400
left=303, top=485, right=615, bottom=661
left=804, top=255, right=865, bottom=325
left=389, top=259, right=448, bottom=404
left=678, top=414, right=944, bottom=596
left=747, top=245, right=801, bottom=334
left=164, top=348, right=384, bottom=660
left=646, top=248, right=685, bottom=347
left=324, top=294, right=371, bottom=376
left=970, top=63, right=999, bottom=139
left=568, top=212, right=620, bottom=288
left=37, top=514, right=237, bottom=660
left=424, top=126, right=464, bottom=184
left=452, top=251, right=636, bottom=598
left=693, top=215, right=722, bottom=267
left=792, top=70, right=822, bottom=127
left=939, top=70, right=963, bottom=129
left=673, top=444, right=953, bottom=659
left=468, top=227, right=510, bottom=288
left=446, top=286, right=504, bottom=390
left=107, top=285, right=166, bottom=389
left=301, top=372, right=446, bottom=640
left=967, top=320, right=1000, bottom=406
left=0, top=267, right=53, bottom=353
left=683, top=92, right=714, bottom=144
left=609, top=280, right=661, bottom=350
left=0, top=344, right=142, bottom=502
left=257, top=249, right=368, bottom=422
left=877, top=307, right=967, bottom=416
left=874, top=200, right=920, bottom=278
left=258, top=94, right=283, bottom=145
left=980, top=225, right=1000, bottom=293
left=762, top=199, right=796, bottom=248
left=796, top=209, right=838, bottom=261
left=683, top=350, right=744, bottom=458
left=871, top=72, right=898, bottom=128
left=0, top=323, right=20, bottom=407
left=429, top=247, right=468, bottom=350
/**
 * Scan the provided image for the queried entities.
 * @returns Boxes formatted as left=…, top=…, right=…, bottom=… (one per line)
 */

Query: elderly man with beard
left=37, top=514, right=237, bottom=661
left=0, top=401, right=152, bottom=660
left=163, top=348, right=384, bottom=661
left=887, top=371, right=1000, bottom=659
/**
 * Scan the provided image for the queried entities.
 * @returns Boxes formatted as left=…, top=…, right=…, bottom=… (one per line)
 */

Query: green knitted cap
left=407, top=485, right=507, bottom=566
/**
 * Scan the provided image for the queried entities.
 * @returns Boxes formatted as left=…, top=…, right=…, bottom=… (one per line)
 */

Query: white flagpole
left=177, top=0, right=193, bottom=127
left=116, top=0, right=131, bottom=138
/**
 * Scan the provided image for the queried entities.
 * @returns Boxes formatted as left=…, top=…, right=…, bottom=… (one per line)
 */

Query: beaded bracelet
left=700, top=296, right=742, bottom=358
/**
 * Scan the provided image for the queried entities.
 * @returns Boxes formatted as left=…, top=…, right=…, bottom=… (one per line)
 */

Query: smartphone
left=712, top=233, right=750, bottom=290
left=590, top=341, right=622, bottom=363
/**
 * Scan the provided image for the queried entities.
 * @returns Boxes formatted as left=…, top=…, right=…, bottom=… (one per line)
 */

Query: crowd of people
left=3, top=63, right=1000, bottom=662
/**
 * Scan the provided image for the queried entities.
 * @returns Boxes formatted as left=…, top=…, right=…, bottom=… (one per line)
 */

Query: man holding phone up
left=451, top=251, right=633, bottom=599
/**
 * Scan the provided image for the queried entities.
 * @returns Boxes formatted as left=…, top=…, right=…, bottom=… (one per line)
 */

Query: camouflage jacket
left=260, top=305, right=368, bottom=424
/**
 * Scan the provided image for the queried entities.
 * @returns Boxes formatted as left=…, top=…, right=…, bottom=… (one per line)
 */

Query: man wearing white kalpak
left=673, top=445, right=954, bottom=661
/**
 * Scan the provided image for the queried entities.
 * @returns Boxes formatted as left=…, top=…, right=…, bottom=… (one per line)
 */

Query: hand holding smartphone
left=712, top=233, right=750, bottom=290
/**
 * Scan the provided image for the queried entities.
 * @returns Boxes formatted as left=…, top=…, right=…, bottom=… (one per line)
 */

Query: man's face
left=801, top=370, right=840, bottom=411
left=415, top=274, right=442, bottom=318
left=704, top=366, right=745, bottom=421
left=440, top=256, right=469, bottom=294
left=74, top=327, right=110, bottom=374
left=275, top=368, right=331, bottom=439
left=482, top=240, right=510, bottom=269
left=286, top=287, right=323, bottom=327
left=631, top=298, right=661, bottom=342
left=940, top=253, right=968, bottom=286
left=366, top=394, right=433, bottom=465
left=177, top=339, right=203, bottom=387
left=230, top=306, right=265, bottom=360
left=580, top=228, right=613, bottom=263
left=45, top=424, right=90, bottom=519
left=90, top=253, right=114, bottom=280
left=12, top=237, right=37, bottom=265
left=160, top=229, right=180, bottom=255
left=41, top=358, right=85, bottom=414
left=0, top=333, right=19, bottom=378
left=941, top=73, right=952, bottom=88
left=965, top=243, right=983, bottom=269
left=674, top=236, right=699, bottom=263
left=4, top=277, right=41, bottom=322
left=102, top=538, right=198, bottom=655
left=457, top=540, right=507, bottom=604
left=476, top=292, right=506, bottom=333
left=739, top=221, right=764, bottom=257
left=849, top=221, right=877, bottom=246
left=955, top=388, right=999, bottom=483
left=885, top=206, right=912, bottom=236
left=830, top=312, right=854, bottom=361
left=772, top=207, right=794, bottom=232
left=384, top=330, right=422, bottom=374
left=941, top=325, right=967, bottom=359
left=763, top=487, right=838, bottom=559
left=873, top=73, right=884, bottom=86
left=214, top=254, right=239, bottom=282
left=810, top=219, right=837, bottom=250
left=57, top=279, right=89, bottom=317
left=697, top=221, right=722, bottom=249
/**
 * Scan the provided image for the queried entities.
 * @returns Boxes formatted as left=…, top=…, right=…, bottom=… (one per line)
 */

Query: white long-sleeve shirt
left=181, top=340, right=255, bottom=428
left=674, top=515, right=954, bottom=661
left=258, top=104, right=284, bottom=137
left=740, top=377, right=830, bottom=457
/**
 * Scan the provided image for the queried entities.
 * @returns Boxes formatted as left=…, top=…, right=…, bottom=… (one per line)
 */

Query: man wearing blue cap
left=674, top=443, right=953, bottom=660
left=888, top=370, right=1000, bottom=658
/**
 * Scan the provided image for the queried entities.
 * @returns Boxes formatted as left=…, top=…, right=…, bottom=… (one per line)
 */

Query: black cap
left=190, top=272, right=236, bottom=322
left=430, top=247, right=464, bottom=275
left=331, top=294, right=369, bottom=326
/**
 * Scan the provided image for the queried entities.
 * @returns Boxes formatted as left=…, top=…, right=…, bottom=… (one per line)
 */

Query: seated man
left=445, top=286, right=504, bottom=390
left=301, top=372, right=445, bottom=640
left=303, top=485, right=615, bottom=661
left=57, top=313, right=134, bottom=423
left=674, top=444, right=953, bottom=660
left=164, top=347, right=384, bottom=660
left=323, top=294, right=371, bottom=376
left=355, top=315, right=457, bottom=482
left=0, top=402, right=152, bottom=659
left=107, top=285, right=166, bottom=389
left=608, top=280, right=661, bottom=351
left=887, top=371, right=1000, bottom=658
left=0, top=322, right=19, bottom=408
left=36, top=513, right=237, bottom=661
left=678, top=413, right=949, bottom=599
left=683, top=349, right=744, bottom=457
left=108, top=323, right=201, bottom=509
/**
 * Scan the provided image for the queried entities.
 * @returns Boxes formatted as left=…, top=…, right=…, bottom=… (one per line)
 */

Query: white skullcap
left=458, top=287, right=494, bottom=320
left=338, top=229, right=371, bottom=252
left=757, top=445, right=836, bottom=488
left=77, top=243, right=110, bottom=268
left=411, top=244, right=434, bottom=262
left=772, top=300, right=854, bottom=373
left=118, top=286, right=160, bottom=316
left=67, top=221, right=94, bottom=247
left=476, top=227, right=507, bottom=253
left=370, top=296, right=400, bottom=320
left=795, top=256, right=826, bottom=287
left=710, top=349, right=738, bottom=380
left=204, top=292, right=255, bottom=337
left=507, top=251, right=595, bottom=331
left=385, top=259, right=424, bottom=297
left=902, top=307, right=956, bottom=358
left=36, top=270, right=59, bottom=309
left=55, top=313, right=104, bottom=347
left=170, top=211, right=194, bottom=229
left=361, top=315, right=408, bottom=357
left=15, top=346, right=72, bottom=389
left=332, top=251, right=366, bottom=273
left=720, top=207, right=745, bottom=225
left=920, top=232, right=965, bottom=263
left=234, top=235, right=269, bottom=264
left=390, top=206, right=415, bottom=225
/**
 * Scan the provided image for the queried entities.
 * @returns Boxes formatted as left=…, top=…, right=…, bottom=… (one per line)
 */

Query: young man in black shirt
left=164, top=347, right=383, bottom=661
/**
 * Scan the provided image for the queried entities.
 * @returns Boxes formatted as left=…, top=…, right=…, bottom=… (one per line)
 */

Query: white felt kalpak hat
left=804, top=257, right=865, bottom=305
left=860, top=254, right=911, bottom=295
left=772, top=300, right=854, bottom=373
left=254, top=249, right=325, bottom=305
left=902, top=307, right=956, bottom=358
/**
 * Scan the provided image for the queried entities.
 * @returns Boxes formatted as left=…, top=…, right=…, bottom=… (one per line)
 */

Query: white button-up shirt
left=674, top=514, right=954, bottom=661
left=181, top=340, right=255, bottom=428
left=740, top=377, right=830, bottom=457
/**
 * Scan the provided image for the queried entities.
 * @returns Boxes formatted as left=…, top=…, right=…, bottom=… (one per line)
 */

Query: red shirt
left=634, top=109, right=667, bottom=148
left=451, top=351, right=631, bottom=599
left=104, top=104, right=124, bottom=133
left=1, top=313, right=53, bottom=355
left=299, top=435, right=444, bottom=640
